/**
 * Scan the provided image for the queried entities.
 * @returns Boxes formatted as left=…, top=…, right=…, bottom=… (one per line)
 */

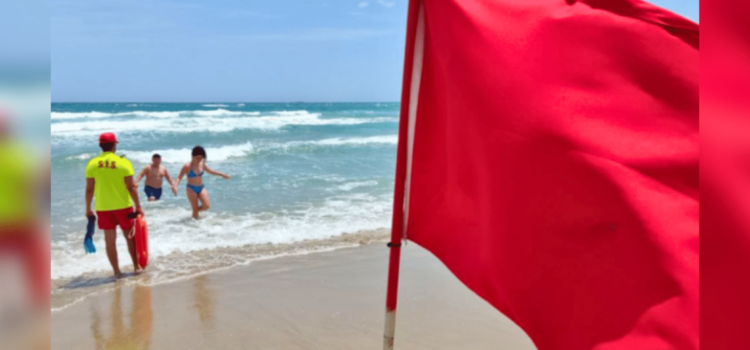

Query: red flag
left=701, top=0, right=750, bottom=348
left=394, top=0, right=698, bottom=349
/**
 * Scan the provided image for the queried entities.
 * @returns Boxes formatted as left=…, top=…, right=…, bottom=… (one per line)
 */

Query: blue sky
left=51, top=0, right=698, bottom=103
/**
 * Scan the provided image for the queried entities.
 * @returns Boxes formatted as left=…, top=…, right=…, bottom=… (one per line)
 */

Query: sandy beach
left=51, top=243, right=535, bottom=350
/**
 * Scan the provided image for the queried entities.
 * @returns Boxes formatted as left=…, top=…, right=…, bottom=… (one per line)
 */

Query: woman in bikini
left=173, top=146, right=231, bottom=219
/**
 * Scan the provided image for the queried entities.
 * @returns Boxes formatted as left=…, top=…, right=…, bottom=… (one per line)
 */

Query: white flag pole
left=383, top=1, right=425, bottom=349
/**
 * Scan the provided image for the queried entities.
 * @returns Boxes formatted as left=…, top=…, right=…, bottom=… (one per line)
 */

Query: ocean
left=50, top=102, right=399, bottom=310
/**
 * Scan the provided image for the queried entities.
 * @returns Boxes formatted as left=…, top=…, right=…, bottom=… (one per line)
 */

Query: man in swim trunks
left=85, top=132, right=145, bottom=278
left=135, top=154, right=177, bottom=201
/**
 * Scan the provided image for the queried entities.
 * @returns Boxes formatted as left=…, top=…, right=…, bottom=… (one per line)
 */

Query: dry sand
left=51, top=243, right=536, bottom=350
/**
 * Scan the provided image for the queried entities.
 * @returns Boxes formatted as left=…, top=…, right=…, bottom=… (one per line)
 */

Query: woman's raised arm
left=204, top=164, right=230, bottom=180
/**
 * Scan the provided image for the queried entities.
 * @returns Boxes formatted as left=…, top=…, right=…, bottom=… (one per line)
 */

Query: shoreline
left=51, top=228, right=391, bottom=312
left=51, top=242, right=535, bottom=349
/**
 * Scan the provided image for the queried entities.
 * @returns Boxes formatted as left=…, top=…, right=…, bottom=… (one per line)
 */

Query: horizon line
left=51, top=101, right=401, bottom=104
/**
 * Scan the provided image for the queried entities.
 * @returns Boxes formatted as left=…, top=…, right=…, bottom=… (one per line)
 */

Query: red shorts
left=96, top=207, right=135, bottom=231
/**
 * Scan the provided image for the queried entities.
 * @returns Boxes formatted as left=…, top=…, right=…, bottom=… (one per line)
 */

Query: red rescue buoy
left=134, top=214, right=149, bottom=269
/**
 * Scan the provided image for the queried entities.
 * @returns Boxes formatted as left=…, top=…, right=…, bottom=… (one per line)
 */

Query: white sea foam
left=120, top=143, right=254, bottom=164
left=304, top=135, right=398, bottom=146
left=66, top=153, right=95, bottom=160
left=191, top=109, right=259, bottom=117
left=51, top=112, right=397, bottom=137
left=64, top=135, right=397, bottom=162
left=274, top=135, right=398, bottom=150
left=272, top=110, right=314, bottom=116
left=50, top=193, right=392, bottom=280
left=51, top=111, right=115, bottom=119
left=51, top=109, right=259, bottom=120
left=337, top=180, right=379, bottom=191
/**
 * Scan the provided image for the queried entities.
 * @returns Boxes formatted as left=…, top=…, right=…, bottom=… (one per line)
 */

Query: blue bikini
left=187, top=167, right=205, bottom=194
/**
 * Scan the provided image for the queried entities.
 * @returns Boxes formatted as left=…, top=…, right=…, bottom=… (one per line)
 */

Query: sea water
left=50, top=102, right=398, bottom=309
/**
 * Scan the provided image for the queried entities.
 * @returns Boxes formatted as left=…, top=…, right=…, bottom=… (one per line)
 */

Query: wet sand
left=51, top=243, right=536, bottom=350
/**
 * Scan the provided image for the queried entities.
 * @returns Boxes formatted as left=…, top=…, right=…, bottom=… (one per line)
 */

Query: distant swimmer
left=135, top=154, right=177, bottom=201
left=85, top=132, right=145, bottom=278
left=173, top=146, right=230, bottom=219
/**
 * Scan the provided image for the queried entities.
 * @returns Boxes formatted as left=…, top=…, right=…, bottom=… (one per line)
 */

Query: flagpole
left=383, top=0, right=423, bottom=349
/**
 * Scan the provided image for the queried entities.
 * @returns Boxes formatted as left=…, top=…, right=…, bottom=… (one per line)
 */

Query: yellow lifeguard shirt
left=86, top=152, right=134, bottom=211
left=0, top=141, right=33, bottom=226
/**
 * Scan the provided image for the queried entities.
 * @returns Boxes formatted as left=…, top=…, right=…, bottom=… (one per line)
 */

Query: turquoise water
left=51, top=103, right=398, bottom=286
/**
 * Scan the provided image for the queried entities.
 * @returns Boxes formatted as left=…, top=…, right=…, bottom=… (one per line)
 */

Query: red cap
left=99, top=132, right=118, bottom=144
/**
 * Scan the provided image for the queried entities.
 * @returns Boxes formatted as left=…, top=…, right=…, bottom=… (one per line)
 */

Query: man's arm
left=163, top=167, right=178, bottom=195
left=124, top=176, right=144, bottom=216
left=134, top=166, right=148, bottom=185
left=85, top=178, right=95, bottom=217
left=173, top=165, right=187, bottom=189
left=163, top=167, right=176, bottom=187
